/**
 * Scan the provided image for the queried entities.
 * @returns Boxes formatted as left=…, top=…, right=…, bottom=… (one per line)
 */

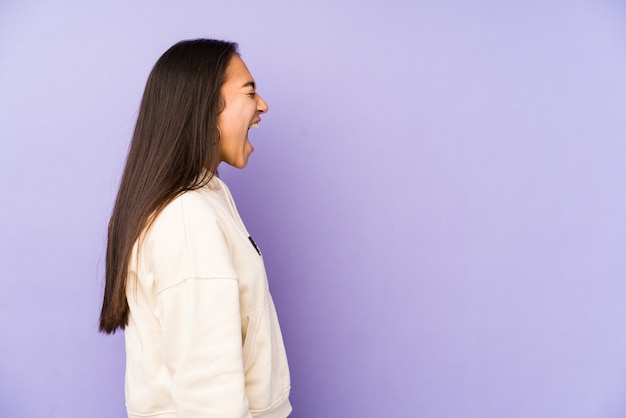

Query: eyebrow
left=242, top=81, right=256, bottom=90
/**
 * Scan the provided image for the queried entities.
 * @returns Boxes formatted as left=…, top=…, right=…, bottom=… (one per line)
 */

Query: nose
left=257, top=94, right=269, bottom=114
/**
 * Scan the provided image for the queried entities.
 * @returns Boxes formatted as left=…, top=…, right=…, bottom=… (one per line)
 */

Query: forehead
left=224, top=55, right=253, bottom=85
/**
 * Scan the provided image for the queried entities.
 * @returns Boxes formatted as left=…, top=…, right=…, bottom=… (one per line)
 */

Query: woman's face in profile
left=217, top=55, right=269, bottom=168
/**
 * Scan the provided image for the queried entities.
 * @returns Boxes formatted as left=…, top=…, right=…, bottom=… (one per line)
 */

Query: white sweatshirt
left=124, top=176, right=291, bottom=418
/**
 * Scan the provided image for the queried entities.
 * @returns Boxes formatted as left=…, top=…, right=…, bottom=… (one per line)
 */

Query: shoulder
left=142, top=187, right=226, bottom=253
left=155, top=188, right=218, bottom=230
left=142, top=187, right=237, bottom=282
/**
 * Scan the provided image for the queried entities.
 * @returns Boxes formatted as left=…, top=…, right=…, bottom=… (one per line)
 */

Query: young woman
left=99, top=39, right=291, bottom=418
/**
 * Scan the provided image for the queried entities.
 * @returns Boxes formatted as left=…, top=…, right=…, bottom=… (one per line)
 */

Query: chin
left=233, top=159, right=249, bottom=169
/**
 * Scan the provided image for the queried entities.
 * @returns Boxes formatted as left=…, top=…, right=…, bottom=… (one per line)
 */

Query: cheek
left=219, top=100, right=256, bottom=138
left=221, top=106, right=249, bottom=130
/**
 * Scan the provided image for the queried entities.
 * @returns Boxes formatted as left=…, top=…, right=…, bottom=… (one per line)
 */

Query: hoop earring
left=214, top=126, right=221, bottom=145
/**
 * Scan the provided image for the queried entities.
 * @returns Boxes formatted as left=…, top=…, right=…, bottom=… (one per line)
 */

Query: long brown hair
left=99, top=39, right=238, bottom=334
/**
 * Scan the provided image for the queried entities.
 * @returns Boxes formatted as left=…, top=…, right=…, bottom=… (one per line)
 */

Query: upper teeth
left=249, top=122, right=259, bottom=128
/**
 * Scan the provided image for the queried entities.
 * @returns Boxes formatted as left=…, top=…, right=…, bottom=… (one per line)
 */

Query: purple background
left=1, top=1, right=626, bottom=417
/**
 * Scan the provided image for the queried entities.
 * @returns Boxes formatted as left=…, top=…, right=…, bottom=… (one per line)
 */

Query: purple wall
left=1, top=1, right=626, bottom=417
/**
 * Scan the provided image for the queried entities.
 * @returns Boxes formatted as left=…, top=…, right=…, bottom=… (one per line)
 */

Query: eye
left=248, top=92, right=257, bottom=98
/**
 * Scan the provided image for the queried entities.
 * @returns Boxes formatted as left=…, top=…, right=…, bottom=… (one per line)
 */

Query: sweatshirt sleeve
left=147, top=194, right=252, bottom=417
